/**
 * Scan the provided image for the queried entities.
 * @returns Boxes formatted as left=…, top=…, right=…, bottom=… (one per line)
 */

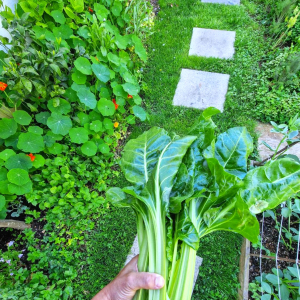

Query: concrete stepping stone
left=173, top=69, right=230, bottom=112
left=125, top=236, right=203, bottom=291
left=189, top=28, right=236, bottom=59
left=256, top=122, right=300, bottom=160
left=201, top=0, right=240, bottom=5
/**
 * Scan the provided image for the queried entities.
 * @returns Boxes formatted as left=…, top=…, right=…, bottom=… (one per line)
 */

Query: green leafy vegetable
left=107, top=107, right=300, bottom=300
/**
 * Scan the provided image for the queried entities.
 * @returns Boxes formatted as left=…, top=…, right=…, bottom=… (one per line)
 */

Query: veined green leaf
left=204, top=127, right=253, bottom=179
left=120, top=127, right=171, bottom=185
left=240, top=158, right=300, bottom=214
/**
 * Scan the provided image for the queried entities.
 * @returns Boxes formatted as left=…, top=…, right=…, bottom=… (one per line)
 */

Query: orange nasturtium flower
left=88, top=7, right=93, bottom=12
left=114, top=122, right=119, bottom=128
left=112, top=99, right=119, bottom=110
left=127, top=94, right=133, bottom=99
left=26, top=153, right=36, bottom=162
left=0, top=82, right=8, bottom=91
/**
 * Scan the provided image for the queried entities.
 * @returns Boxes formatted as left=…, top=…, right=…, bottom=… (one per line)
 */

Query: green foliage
left=249, top=266, right=300, bottom=300
left=0, top=0, right=154, bottom=298
left=107, top=108, right=300, bottom=300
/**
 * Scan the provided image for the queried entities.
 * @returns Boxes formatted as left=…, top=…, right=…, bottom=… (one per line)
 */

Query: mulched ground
left=249, top=211, right=299, bottom=284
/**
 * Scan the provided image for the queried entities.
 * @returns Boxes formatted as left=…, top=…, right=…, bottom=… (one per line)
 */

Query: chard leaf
left=120, top=127, right=171, bottom=185
left=176, top=206, right=199, bottom=250
left=204, top=127, right=253, bottom=179
left=189, top=107, right=219, bottom=149
left=241, top=158, right=300, bottom=214
left=202, top=195, right=259, bottom=243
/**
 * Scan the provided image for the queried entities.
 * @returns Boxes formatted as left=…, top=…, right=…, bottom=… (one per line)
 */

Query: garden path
left=126, top=0, right=242, bottom=291
left=172, top=3, right=237, bottom=112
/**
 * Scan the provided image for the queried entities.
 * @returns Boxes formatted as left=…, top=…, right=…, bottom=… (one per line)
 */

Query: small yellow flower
left=114, top=122, right=119, bottom=128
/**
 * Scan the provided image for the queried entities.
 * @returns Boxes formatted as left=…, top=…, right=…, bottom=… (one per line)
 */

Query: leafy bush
left=254, top=48, right=300, bottom=123
left=0, top=0, right=154, bottom=298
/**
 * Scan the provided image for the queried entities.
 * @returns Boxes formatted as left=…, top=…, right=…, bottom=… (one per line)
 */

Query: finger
left=119, top=255, right=139, bottom=275
left=126, top=272, right=165, bottom=291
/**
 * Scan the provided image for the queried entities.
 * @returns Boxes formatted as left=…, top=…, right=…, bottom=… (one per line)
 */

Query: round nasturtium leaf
left=13, top=110, right=32, bottom=125
left=72, top=68, right=87, bottom=84
left=36, top=111, right=51, bottom=125
left=69, top=127, right=89, bottom=144
left=48, top=142, right=63, bottom=155
left=97, top=99, right=115, bottom=116
left=51, top=10, right=66, bottom=24
left=81, top=141, right=97, bottom=156
left=18, top=132, right=45, bottom=153
left=7, top=168, right=30, bottom=186
left=52, top=24, right=73, bottom=39
left=28, top=126, right=43, bottom=135
left=91, top=64, right=110, bottom=83
left=47, top=113, right=73, bottom=136
left=90, top=120, right=103, bottom=132
left=0, top=149, right=16, bottom=161
left=103, top=118, right=114, bottom=130
left=133, top=105, right=147, bottom=121
left=0, top=118, right=17, bottom=139
left=74, top=57, right=92, bottom=75
left=77, top=112, right=90, bottom=125
left=8, top=181, right=32, bottom=195
left=47, top=98, right=71, bottom=115
left=32, top=154, right=45, bottom=168
left=77, top=87, right=97, bottom=109
left=122, top=83, right=140, bottom=96
left=99, top=143, right=110, bottom=154
left=5, top=153, right=32, bottom=170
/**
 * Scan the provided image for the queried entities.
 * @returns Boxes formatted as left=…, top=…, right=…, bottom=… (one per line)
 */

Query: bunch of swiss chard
left=107, top=107, right=300, bottom=300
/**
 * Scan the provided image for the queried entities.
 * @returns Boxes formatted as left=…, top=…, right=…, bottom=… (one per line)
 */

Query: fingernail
left=155, top=276, right=164, bottom=288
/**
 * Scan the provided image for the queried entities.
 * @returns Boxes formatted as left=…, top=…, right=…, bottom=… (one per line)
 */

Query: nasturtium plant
left=47, top=98, right=71, bottom=115
left=77, top=86, right=97, bottom=109
left=5, top=154, right=32, bottom=170
left=18, top=132, right=45, bottom=153
left=7, top=168, right=30, bottom=186
left=51, top=10, right=66, bottom=24
left=97, top=98, right=115, bottom=116
left=92, top=63, right=111, bottom=83
left=47, top=113, right=73, bottom=135
left=107, top=108, right=300, bottom=300
left=13, top=110, right=32, bottom=125
left=69, top=127, right=89, bottom=144
left=74, top=57, right=92, bottom=75
left=81, top=141, right=97, bottom=156
left=0, top=118, right=17, bottom=139
left=0, top=149, right=15, bottom=161
left=36, top=112, right=51, bottom=125
left=133, top=105, right=146, bottom=121
left=90, top=120, right=103, bottom=132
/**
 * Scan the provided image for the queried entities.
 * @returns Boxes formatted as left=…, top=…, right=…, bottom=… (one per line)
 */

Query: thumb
left=126, top=272, right=165, bottom=291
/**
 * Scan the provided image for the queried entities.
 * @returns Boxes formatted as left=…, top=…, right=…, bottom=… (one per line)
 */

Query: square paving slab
left=189, top=28, right=236, bottom=59
left=173, top=69, right=230, bottom=112
left=256, top=122, right=300, bottom=160
left=125, top=236, right=203, bottom=292
left=201, top=0, right=240, bottom=5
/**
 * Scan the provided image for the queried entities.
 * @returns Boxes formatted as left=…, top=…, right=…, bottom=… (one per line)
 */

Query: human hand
left=91, top=255, right=165, bottom=300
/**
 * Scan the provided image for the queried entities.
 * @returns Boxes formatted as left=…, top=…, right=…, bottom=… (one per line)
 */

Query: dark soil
left=249, top=211, right=299, bottom=283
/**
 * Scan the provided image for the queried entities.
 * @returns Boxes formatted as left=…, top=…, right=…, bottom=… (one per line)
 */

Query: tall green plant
left=107, top=107, right=300, bottom=300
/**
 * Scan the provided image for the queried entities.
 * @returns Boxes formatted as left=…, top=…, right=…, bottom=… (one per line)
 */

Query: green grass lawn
left=83, top=0, right=271, bottom=298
